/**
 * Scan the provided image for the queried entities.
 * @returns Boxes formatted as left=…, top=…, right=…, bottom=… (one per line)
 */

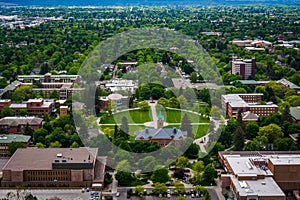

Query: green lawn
left=100, top=109, right=152, bottom=124
left=162, top=109, right=209, bottom=123
left=193, top=125, right=209, bottom=139
left=100, top=125, right=146, bottom=135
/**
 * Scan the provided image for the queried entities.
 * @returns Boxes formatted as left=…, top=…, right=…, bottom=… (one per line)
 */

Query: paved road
left=0, top=189, right=91, bottom=200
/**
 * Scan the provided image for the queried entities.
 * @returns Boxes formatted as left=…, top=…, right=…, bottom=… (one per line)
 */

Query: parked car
left=81, top=188, right=85, bottom=193
left=116, top=192, right=120, bottom=197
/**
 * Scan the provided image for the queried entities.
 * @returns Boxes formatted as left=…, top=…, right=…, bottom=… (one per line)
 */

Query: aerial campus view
left=0, top=0, right=300, bottom=200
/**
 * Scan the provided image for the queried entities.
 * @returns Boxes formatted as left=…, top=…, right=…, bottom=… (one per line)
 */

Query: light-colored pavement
left=0, top=189, right=90, bottom=200
left=148, top=100, right=158, bottom=128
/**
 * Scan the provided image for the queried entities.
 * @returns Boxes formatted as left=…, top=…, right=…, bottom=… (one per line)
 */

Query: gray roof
left=277, top=78, right=300, bottom=89
left=0, top=116, right=43, bottom=126
left=135, top=128, right=187, bottom=140
left=242, top=111, right=259, bottom=121
left=231, top=176, right=285, bottom=197
left=290, top=106, right=300, bottom=121
left=2, top=147, right=98, bottom=171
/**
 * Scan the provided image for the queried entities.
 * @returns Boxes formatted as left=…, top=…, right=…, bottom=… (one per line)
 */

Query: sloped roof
left=2, top=147, right=98, bottom=171
left=0, top=134, right=31, bottom=144
left=0, top=116, right=43, bottom=126
left=135, top=128, right=187, bottom=140
left=242, top=111, right=259, bottom=121
left=290, top=107, right=300, bottom=121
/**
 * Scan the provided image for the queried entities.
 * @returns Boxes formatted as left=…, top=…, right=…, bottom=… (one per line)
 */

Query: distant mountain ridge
left=0, top=0, right=299, bottom=6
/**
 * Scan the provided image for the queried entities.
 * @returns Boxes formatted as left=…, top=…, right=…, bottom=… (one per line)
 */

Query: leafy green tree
left=8, top=142, right=26, bottom=155
left=176, top=156, right=189, bottom=169
left=151, top=86, right=164, bottom=100
left=152, top=182, right=167, bottom=195
left=233, top=126, right=245, bottom=151
left=24, top=123, right=34, bottom=136
left=138, top=84, right=151, bottom=100
left=0, top=77, right=8, bottom=88
left=33, top=128, right=48, bottom=144
left=115, top=170, right=135, bottom=186
left=35, top=142, right=46, bottom=148
left=138, top=156, right=158, bottom=172
left=258, top=123, right=284, bottom=143
left=12, top=85, right=33, bottom=102
left=1, top=106, right=15, bottom=118
left=281, top=105, right=291, bottom=123
left=190, top=72, right=198, bottom=83
left=120, top=116, right=129, bottom=136
left=49, top=90, right=60, bottom=100
left=181, top=114, right=193, bottom=138
left=151, top=167, right=170, bottom=183
left=70, top=141, right=80, bottom=148
left=193, top=160, right=204, bottom=181
left=274, top=138, right=296, bottom=151
left=49, top=141, right=62, bottom=148
left=184, top=143, right=199, bottom=159
left=202, top=164, right=217, bottom=185
left=220, top=118, right=237, bottom=148
left=178, top=95, right=189, bottom=109
left=245, top=121, right=259, bottom=139
left=168, top=97, right=180, bottom=108
left=135, top=185, right=145, bottom=194
left=157, top=97, right=169, bottom=107
left=138, top=100, right=150, bottom=111
left=19, top=109, right=29, bottom=116
left=174, top=181, right=186, bottom=194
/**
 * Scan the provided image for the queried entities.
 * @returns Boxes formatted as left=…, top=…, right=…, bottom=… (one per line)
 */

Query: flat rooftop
left=225, top=156, right=272, bottom=176
left=231, top=176, right=285, bottom=197
left=269, top=156, right=300, bottom=165
left=2, top=147, right=98, bottom=171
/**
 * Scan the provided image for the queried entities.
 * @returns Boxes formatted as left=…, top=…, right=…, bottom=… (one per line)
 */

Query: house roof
left=290, top=107, right=300, bottom=121
left=0, top=134, right=31, bottom=144
left=277, top=79, right=300, bottom=89
left=0, top=116, right=43, bottom=126
left=242, top=111, right=259, bottom=121
left=135, top=128, right=187, bottom=141
left=2, top=147, right=98, bottom=171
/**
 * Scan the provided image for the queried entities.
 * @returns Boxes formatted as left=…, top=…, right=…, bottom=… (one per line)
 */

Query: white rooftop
left=225, top=156, right=273, bottom=176
left=269, top=156, right=300, bottom=165
left=231, top=176, right=285, bottom=197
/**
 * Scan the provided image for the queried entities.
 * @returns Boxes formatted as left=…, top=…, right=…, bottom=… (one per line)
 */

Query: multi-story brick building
left=0, top=116, right=43, bottom=134
left=99, top=93, right=129, bottom=110
left=0, top=99, right=54, bottom=118
left=219, top=151, right=300, bottom=200
left=16, top=73, right=79, bottom=83
left=1, top=147, right=106, bottom=188
left=222, top=94, right=278, bottom=118
left=231, top=56, right=255, bottom=80
left=0, top=134, right=31, bottom=157
left=32, top=83, right=83, bottom=100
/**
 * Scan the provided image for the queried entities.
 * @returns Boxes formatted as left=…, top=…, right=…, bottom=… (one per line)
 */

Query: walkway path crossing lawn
left=99, top=101, right=210, bottom=137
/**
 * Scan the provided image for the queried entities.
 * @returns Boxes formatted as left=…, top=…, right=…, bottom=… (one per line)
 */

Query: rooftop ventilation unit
left=56, top=153, right=62, bottom=158
left=246, top=162, right=253, bottom=170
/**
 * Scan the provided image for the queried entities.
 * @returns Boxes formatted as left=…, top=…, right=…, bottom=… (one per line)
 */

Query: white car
left=116, top=192, right=120, bottom=197
left=167, top=194, right=171, bottom=198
